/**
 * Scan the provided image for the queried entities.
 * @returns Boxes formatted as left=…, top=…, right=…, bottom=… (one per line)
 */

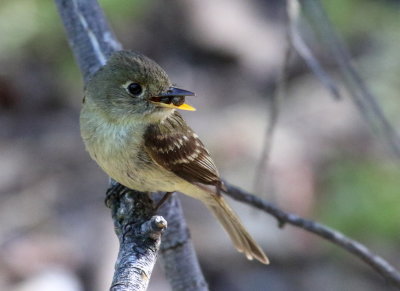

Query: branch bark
left=106, top=182, right=167, bottom=291
left=54, top=0, right=207, bottom=290
left=223, top=181, right=400, bottom=289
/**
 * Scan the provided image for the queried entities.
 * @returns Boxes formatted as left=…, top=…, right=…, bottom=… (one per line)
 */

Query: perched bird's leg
left=104, top=179, right=129, bottom=208
left=155, top=192, right=174, bottom=210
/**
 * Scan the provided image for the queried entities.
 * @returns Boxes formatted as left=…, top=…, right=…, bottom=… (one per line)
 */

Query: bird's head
left=84, top=51, right=195, bottom=122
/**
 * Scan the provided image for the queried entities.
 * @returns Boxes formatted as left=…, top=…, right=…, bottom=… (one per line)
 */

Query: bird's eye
left=127, top=83, right=143, bottom=96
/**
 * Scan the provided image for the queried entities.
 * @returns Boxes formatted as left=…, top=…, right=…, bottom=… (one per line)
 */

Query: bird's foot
left=105, top=182, right=126, bottom=208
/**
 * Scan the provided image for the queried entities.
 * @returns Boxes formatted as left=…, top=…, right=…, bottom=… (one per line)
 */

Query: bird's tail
left=203, top=195, right=269, bottom=264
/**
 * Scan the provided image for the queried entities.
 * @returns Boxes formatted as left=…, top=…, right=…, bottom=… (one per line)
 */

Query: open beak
left=149, top=87, right=196, bottom=111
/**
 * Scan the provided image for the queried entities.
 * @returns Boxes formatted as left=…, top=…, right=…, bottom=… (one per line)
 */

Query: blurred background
left=1, top=0, right=399, bottom=290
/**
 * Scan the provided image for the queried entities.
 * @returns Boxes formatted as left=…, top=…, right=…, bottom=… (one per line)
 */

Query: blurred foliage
left=322, top=0, right=399, bottom=37
left=100, top=0, right=149, bottom=21
left=319, top=160, right=400, bottom=241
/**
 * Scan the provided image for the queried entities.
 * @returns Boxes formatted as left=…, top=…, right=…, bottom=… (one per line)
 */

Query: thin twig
left=253, top=5, right=289, bottom=199
left=287, top=0, right=341, bottom=100
left=253, top=28, right=292, bottom=199
left=223, top=181, right=400, bottom=289
left=302, top=0, right=400, bottom=159
left=254, top=0, right=341, bottom=197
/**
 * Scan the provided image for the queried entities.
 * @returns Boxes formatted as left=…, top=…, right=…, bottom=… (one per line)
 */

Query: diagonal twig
left=224, top=181, right=400, bottom=289
left=302, top=0, right=400, bottom=159
left=253, top=32, right=293, bottom=199
left=287, top=0, right=341, bottom=100
left=254, top=0, right=340, bottom=198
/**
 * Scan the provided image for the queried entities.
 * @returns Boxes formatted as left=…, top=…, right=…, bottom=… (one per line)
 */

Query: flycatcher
left=80, top=50, right=269, bottom=264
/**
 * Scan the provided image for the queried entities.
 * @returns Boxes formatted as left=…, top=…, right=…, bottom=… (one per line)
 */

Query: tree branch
left=54, top=0, right=207, bottom=290
left=223, top=181, right=400, bottom=289
left=106, top=182, right=167, bottom=291
left=55, top=0, right=121, bottom=81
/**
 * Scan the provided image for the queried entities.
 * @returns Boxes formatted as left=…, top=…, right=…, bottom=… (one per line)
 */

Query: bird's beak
left=149, top=87, right=196, bottom=111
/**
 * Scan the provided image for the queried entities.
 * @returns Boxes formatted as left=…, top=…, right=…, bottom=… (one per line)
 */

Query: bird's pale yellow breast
left=80, top=103, right=182, bottom=192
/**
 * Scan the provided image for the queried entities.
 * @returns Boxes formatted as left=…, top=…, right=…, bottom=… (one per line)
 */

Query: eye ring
left=127, top=83, right=143, bottom=96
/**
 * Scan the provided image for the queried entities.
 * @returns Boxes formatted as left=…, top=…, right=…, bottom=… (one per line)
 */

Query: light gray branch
left=54, top=0, right=207, bottom=290
left=223, top=181, right=400, bottom=289
left=55, top=0, right=121, bottom=81
left=106, top=183, right=166, bottom=291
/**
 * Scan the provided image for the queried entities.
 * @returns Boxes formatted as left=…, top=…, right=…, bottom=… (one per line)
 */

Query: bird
left=80, top=50, right=269, bottom=264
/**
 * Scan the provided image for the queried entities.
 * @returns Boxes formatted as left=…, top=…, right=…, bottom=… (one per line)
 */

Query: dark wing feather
left=144, top=111, right=221, bottom=186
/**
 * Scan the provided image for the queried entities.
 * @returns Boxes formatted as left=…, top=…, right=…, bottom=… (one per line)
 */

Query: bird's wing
left=143, top=112, right=221, bottom=187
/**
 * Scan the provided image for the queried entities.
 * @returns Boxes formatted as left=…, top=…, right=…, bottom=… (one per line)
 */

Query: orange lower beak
left=150, top=101, right=196, bottom=111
